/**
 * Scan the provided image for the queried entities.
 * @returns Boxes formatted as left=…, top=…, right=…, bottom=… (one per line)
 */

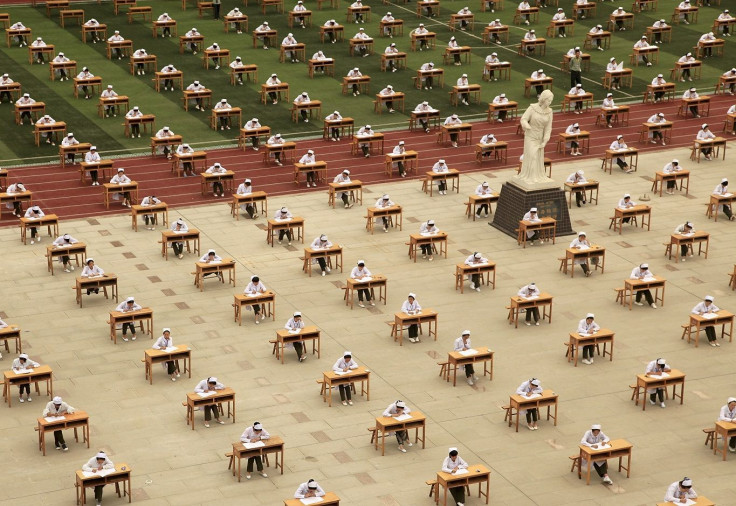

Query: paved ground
left=1, top=146, right=735, bottom=506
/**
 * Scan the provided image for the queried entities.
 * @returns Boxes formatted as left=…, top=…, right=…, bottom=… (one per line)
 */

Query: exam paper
left=577, top=245, right=590, bottom=251
left=524, top=393, right=542, bottom=399
left=164, top=346, right=178, bottom=352
left=244, top=441, right=265, bottom=449
left=459, top=349, right=478, bottom=356
left=300, top=498, right=324, bottom=505
left=333, top=370, right=348, bottom=375
left=197, top=391, right=216, bottom=398
left=649, top=372, right=670, bottom=379
left=358, top=276, right=373, bottom=282
left=245, top=292, right=259, bottom=297
left=13, top=369, right=33, bottom=374
left=394, top=414, right=412, bottom=421
left=591, top=444, right=611, bottom=451
left=702, top=312, right=718, bottom=319
left=453, top=468, right=469, bottom=475
left=288, top=329, right=301, bottom=334
left=44, top=416, right=66, bottom=422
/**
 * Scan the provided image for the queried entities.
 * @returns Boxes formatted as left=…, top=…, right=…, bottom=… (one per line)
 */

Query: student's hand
left=342, top=367, right=349, bottom=372
left=450, top=468, right=457, bottom=474
left=591, top=444, right=598, bottom=449
left=250, top=438, right=259, bottom=443
left=305, top=491, right=316, bottom=498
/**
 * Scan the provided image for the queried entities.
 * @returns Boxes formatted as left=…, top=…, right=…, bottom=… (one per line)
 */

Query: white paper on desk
left=591, top=444, right=611, bottom=451
left=420, top=232, right=436, bottom=237
left=394, top=413, right=413, bottom=421
left=501, top=60, right=510, bottom=64
left=44, top=416, right=65, bottom=422
left=578, top=333, right=590, bottom=337
left=197, top=391, right=216, bottom=398
left=522, top=296, right=539, bottom=300
left=702, top=312, right=718, bottom=319
left=524, top=393, right=542, bottom=399
left=357, top=276, right=373, bottom=282
left=459, top=349, right=478, bottom=356
left=722, top=192, right=733, bottom=197
left=649, top=372, right=670, bottom=379
left=83, top=469, right=114, bottom=478
left=300, top=498, right=324, bottom=506
left=576, top=245, right=590, bottom=251
left=208, top=260, right=222, bottom=264
left=275, top=218, right=292, bottom=222
left=333, top=370, right=349, bottom=375
left=289, top=329, right=301, bottom=334
left=245, top=292, right=259, bottom=297
left=453, top=468, right=469, bottom=475
left=244, top=441, right=265, bottom=449
left=13, top=369, right=33, bottom=374
left=680, top=233, right=694, bottom=237
left=616, top=62, right=624, bottom=70
left=175, top=230, right=186, bottom=234
left=339, top=181, right=350, bottom=185
left=164, top=346, right=177, bottom=352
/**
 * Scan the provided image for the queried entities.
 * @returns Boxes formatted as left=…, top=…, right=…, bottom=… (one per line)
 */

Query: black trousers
left=408, top=324, right=418, bottom=338
left=635, top=290, right=654, bottom=305
left=94, top=486, right=105, bottom=502
left=293, top=341, right=305, bottom=358
left=252, top=303, right=263, bottom=314
left=525, top=308, right=540, bottom=322
left=476, top=203, right=489, bottom=215
left=53, top=429, right=67, bottom=446
left=213, top=3, right=220, bottom=18
left=357, top=288, right=371, bottom=301
left=338, top=384, right=352, bottom=401
left=575, top=191, right=585, bottom=206
left=582, top=345, right=595, bottom=359
left=594, top=461, right=608, bottom=477
left=143, top=214, right=158, bottom=225
left=464, top=364, right=475, bottom=377
left=450, top=486, right=466, bottom=505
left=213, top=182, right=223, bottom=195
left=649, top=388, right=664, bottom=403
left=121, top=322, right=136, bottom=335
left=278, top=229, right=292, bottom=241
left=166, top=361, right=177, bottom=374
left=690, top=105, right=699, bottom=117
left=705, top=327, right=716, bottom=342
left=29, top=226, right=38, bottom=238
left=525, top=408, right=539, bottom=422
left=395, top=430, right=409, bottom=444
left=204, top=404, right=220, bottom=420
left=571, top=70, right=581, bottom=87
left=316, top=258, right=327, bottom=272
left=680, top=244, right=689, bottom=256
left=19, top=384, right=30, bottom=395
left=247, top=456, right=263, bottom=472
left=130, top=124, right=140, bottom=136
left=420, top=244, right=432, bottom=255
left=172, top=241, right=184, bottom=255
left=615, top=158, right=628, bottom=170
left=654, top=90, right=665, bottom=99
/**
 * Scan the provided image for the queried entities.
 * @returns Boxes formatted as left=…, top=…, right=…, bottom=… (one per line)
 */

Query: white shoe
left=603, top=476, right=613, bottom=484
left=27, top=396, right=32, bottom=402
left=660, top=402, right=666, bottom=408
left=634, top=302, right=644, bottom=306
left=408, top=337, right=417, bottom=343
left=535, top=322, right=540, bottom=326
left=651, top=303, right=657, bottom=309
left=466, top=378, right=474, bottom=386
left=525, top=322, right=531, bottom=326
left=19, top=397, right=24, bottom=403
left=581, top=359, right=590, bottom=365
left=358, top=302, right=365, bottom=308
left=649, top=399, right=656, bottom=405
left=475, top=287, right=480, bottom=292
left=321, top=271, right=326, bottom=277
left=260, top=472, right=268, bottom=477
left=469, top=282, right=475, bottom=290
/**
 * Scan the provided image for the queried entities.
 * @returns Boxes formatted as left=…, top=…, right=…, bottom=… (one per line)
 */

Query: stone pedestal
left=490, top=182, right=574, bottom=239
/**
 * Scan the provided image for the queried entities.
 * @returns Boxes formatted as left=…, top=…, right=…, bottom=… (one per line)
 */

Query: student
left=517, top=283, right=540, bottom=325
left=154, top=126, right=176, bottom=160
left=383, top=45, right=399, bottom=73
left=175, top=144, right=196, bottom=177
left=522, top=207, right=542, bottom=244
left=651, top=19, right=667, bottom=43
left=255, top=21, right=271, bottom=49
left=82, top=452, right=114, bottom=506
left=413, top=24, right=430, bottom=49
left=580, top=425, right=613, bottom=483
left=15, top=93, right=36, bottom=125
left=333, top=170, right=354, bottom=208
left=140, top=195, right=161, bottom=230
left=81, top=258, right=104, bottom=295
left=618, top=194, right=636, bottom=224
left=107, top=31, right=125, bottom=59
left=683, top=87, right=701, bottom=118
left=184, top=27, right=201, bottom=54
left=199, top=249, right=223, bottom=280
left=630, top=263, right=656, bottom=308
left=569, top=232, right=595, bottom=276
left=381, top=12, right=396, bottom=37
left=490, top=93, right=508, bottom=121
left=298, top=150, right=318, bottom=187
left=205, top=163, right=227, bottom=197
left=696, top=123, right=716, bottom=159
left=413, top=101, right=436, bottom=133
left=441, top=448, right=469, bottom=505
left=152, top=328, right=180, bottom=381
left=464, top=253, right=487, bottom=292
left=332, top=351, right=358, bottom=405
left=213, top=98, right=234, bottom=130
left=566, top=170, right=587, bottom=207
left=646, top=113, right=667, bottom=145
left=350, top=0, right=366, bottom=23
left=36, top=115, right=57, bottom=145
left=664, top=478, right=697, bottom=502
left=588, top=24, right=605, bottom=51
left=81, top=144, right=105, bottom=186
left=170, top=218, right=188, bottom=259
left=125, top=107, right=144, bottom=138
left=516, top=378, right=542, bottom=430
left=205, top=43, right=223, bottom=69
left=478, top=134, right=497, bottom=159
left=60, top=135, right=82, bottom=170
left=99, top=85, right=120, bottom=118
left=110, top=168, right=133, bottom=207
left=83, top=18, right=102, bottom=43
left=713, top=178, right=735, bottom=220
left=418, top=220, right=438, bottom=260
left=457, top=6, right=472, bottom=30
left=699, top=31, right=716, bottom=57
left=293, top=92, right=312, bottom=123
left=274, top=207, right=293, bottom=244
left=601, top=93, right=616, bottom=128
left=401, top=293, right=422, bottom=342
left=23, top=206, right=45, bottom=244
left=240, top=422, right=270, bottom=478
left=324, top=19, right=339, bottom=44
left=633, top=36, right=653, bottom=66
left=12, top=354, right=40, bottom=402
left=692, top=296, right=720, bottom=346
left=42, top=396, right=75, bottom=450
left=193, top=377, right=226, bottom=427
left=523, top=30, right=537, bottom=54
left=52, top=233, right=79, bottom=272
left=114, top=297, right=142, bottom=341
left=281, top=33, right=300, bottom=62
left=565, top=123, right=583, bottom=156
left=718, top=10, right=733, bottom=37
left=448, top=36, right=462, bottom=65
left=650, top=74, right=667, bottom=102
left=285, top=312, right=307, bottom=361
left=443, top=114, right=462, bottom=147
left=266, top=133, right=285, bottom=165
left=378, top=85, right=396, bottom=113
left=718, top=398, right=736, bottom=452
left=242, top=118, right=262, bottom=151
left=431, top=159, right=449, bottom=194
left=382, top=400, right=412, bottom=451
left=75, top=67, right=95, bottom=99
left=454, top=331, right=479, bottom=385
left=530, top=68, right=546, bottom=97
left=159, top=64, right=178, bottom=91
left=132, top=49, right=149, bottom=76
left=552, top=8, right=567, bottom=37
left=186, top=80, right=207, bottom=110
left=374, top=194, right=395, bottom=232
left=610, top=136, right=632, bottom=172
left=236, top=179, right=258, bottom=218
left=474, top=183, right=494, bottom=217
left=9, top=21, right=28, bottom=46
left=673, top=221, right=694, bottom=257
left=606, top=59, right=621, bottom=90
left=577, top=314, right=600, bottom=364
left=310, top=234, right=333, bottom=276
left=350, top=260, right=375, bottom=307
left=244, top=276, right=268, bottom=324
left=568, top=84, right=586, bottom=114
left=294, top=479, right=326, bottom=499
left=356, top=125, right=375, bottom=157
left=226, top=7, right=245, bottom=33
left=518, top=0, right=531, bottom=24
left=645, top=358, right=670, bottom=407
left=346, top=67, right=363, bottom=96
left=612, top=6, right=627, bottom=30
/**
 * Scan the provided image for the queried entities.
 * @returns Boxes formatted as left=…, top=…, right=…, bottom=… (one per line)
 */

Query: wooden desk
left=487, top=101, right=517, bottom=122
left=75, top=275, right=118, bottom=308
left=279, top=43, right=306, bottom=62
left=106, top=39, right=132, bottom=59
left=393, top=309, right=438, bottom=345
left=564, top=180, right=599, bottom=209
left=224, top=14, right=248, bottom=32
left=81, top=24, right=107, bottom=44
left=416, top=69, right=444, bottom=89
left=508, top=293, right=553, bottom=328
left=508, top=389, right=557, bottom=431
left=385, top=151, right=417, bottom=176
left=328, top=180, right=362, bottom=208
left=80, top=160, right=113, bottom=184
left=483, top=62, right=511, bottom=82
left=126, top=6, right=152, bottom=23
left=161, top=229, right=200, bottom=260
left=322, top=366, right=370, bottom=406
left=0, top=325, right=22, bottom=354
left=436, top=465, right=490, bottom=506
left=631, top=45, right=658, bottom=66
left=144, top=346, right=191, bottom=384
left=263, top=141, right=296, bottom=165
left=411, top=31, right=436, bottom=51
left=181, top=89, right=212, bottom=112
left=639, top=121, right=672, bottom=144
left=524, top=77, right=553, bottom=97
left=567, top=329, right=614, bottom=366
left=464, top=192, right=500, bottom=219
left=380, top=18, right=403, bottom=37
left=150, top=135, right=182, bottom=158
left=230, top=191, right=268, bottom=220
left=379, top=53, right=407, bottom=73
left=108, top=308, right=153, bottom=344
left=320, top=24, right=344, bottom=43
left=557, top=130, right=590, bottom=155
left=238, top=127, right=270, bottom=151
left=416, top=0, right=440, bottom=17
left=275, top=326, right=320, bottom=363
left=203, top=49, right=230, bottom=70
left=646, top=24, right=671, bottom=43
left=352, top=133, right=384, bottom=155
left=45, top=0, right=69, bottom=17
left=20, top=213, right=58, bottom=245
left=0, top=14, right=9, bottom=30
left=210, top=107, right=241, bottom=131
left=194, top=258, right=236, bottom=291
left=343, top=275, right=387, bottom=309
left=342, top=76, right=370, bottom=96
left=102, top=181, right=138, bottom=209
left=651, top=169, right=688, bottom=197
left=633, top=368, right=684, bottom=410
left=294, top=161, right=327, bottom=186
left=129, top=55, right=157, bottom=77
left=302, top=245, right=343, bottom=277
left=72, top=76, right=102, bottom=99
left=422, top=169, right=459, bottom=197
left=449, top=13, right=474, bottom=32
left=603, top=69, right=633, bottom=90
left=261, top=83, right=289, bottom=105
left=517, top=217, right=556, bottom=248
left=410, top=110, right=440, bottom=131
left=672, top=60, right=701, bottom=82
left=34, top=121, right=67, bottom=146
left=37, top=411, right=89, bottom=456
left=3, top=365, right=53, bottom=408
left=232, top=437, right=284, bottom=481
left=131, top=202, right=168, bottom=232
left=445, top=347, right=493, bottom=386
left=578, top=439, right=632, bottom=485
left=514, top=6, right=539, bottom=24
left=252, top=29, right=278, bottom=48
left=0, top=82, right=21, bottom=101
left=684, top=310, right=733, bottom=347
left=284, top=492, right=339, bottom=506
left=153, top=20, right=177, bottom=38
left=17, top=99, right=44, bottom=125
left=408, top=231, right=447, bottom=263
left=561, top=53, right=590, bottom=73
left=46, top=241, right=85, bottom=275
left=113, top=0, right=136, bottom=15
left=584, top=30, right=611, bottom=50
left=347, top=5, right=371, bottom=23
left=75, top=465, right=131, bottom=506
left=439, top=123, right=472, bottom=145
left=185, top=388, right=235, bottom=430
left=449, top=85, right=480, bottom=106
left=291, top=100, right=321, bottom=123
left=97, top=95, right=129, bottom=118
left=59, top=141, right=92, bottom=169
left=308, top=58, right=334, bottom=78
left=623, top=276, right=665, bottom=310
left=444, top=45, right=471, bottom=64
left=28, top=44, right=55, bottom=64
left=609, top=12, right=634, bottom=30
left=5, top=27, right=31, bottom=48
left=171, top=151, right=206, bottom=177
left=153, top=71, right=183, bottom=92
left=603, top=147, right=638, bottom=173
left=714, top=421, right=736, bottom=461
left=707, top=193, right=736, bottom=222
left=323, top=118, right=354, bottom=143
left=563, top=245, right=605, bottom=278
left=365, top=206, right=402, bottom=234
left=573, top=1, right=596, bottom=19
left=233, top=291, right=276, bottom=325
left=561, top=93, right=593, bottom=114
left=691, top=137, right=726, bottom=163
left=716, top=74, right=736, bottom=95
left=266, top=216, right=304, bottom=246
left=482, top=25, right=509, bottom=44
left=375, top=410, right=426, bottom=455
left=547, top=18, right=574, bottom=37
left=611, top=204, right=650, bottom=234
left=678, top=96, right=711, bottom=119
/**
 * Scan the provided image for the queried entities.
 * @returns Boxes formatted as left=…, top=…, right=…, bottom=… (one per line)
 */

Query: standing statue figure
left=514, top=89, right=555, bottom=187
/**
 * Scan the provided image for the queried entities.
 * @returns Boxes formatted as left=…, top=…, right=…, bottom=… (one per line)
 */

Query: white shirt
left=610, top=139, right=627, bottom=150
left=285, top=317, right=304, bottom=331
left=52, top=55, right=69, bottom=63
left=171, top=221, right=188, bottom=232
left=61, top=136, right=79, bottom=146
left=43, top=400, right=75, bottom=416
left=401, top=299, right=421, bottom=313
left=577, top=318, right=600, bottom=334
left=82, top=456, right=114, bottom=472
left=194, top=379, right=224, bottom=392
left=647, top=114, right=665, bottom=123
left=310, top=237, right=332, bottom=249
left=375, top=197, right=394, bottom=208
left=517, top=284, right=540, bottom=297
left=630, top=266, right=653, bottom=279
left=155, top=128, right=174, bottom=138
left=651, top=77, right=666, bottom=86
left=294, top=482, right=326, bottom=499
left=299, top=153, right=316, bottom=164
left=441, top=456, right=469, bottom=472
left=516, top=380, right=542, bottom=395
left=718, top=404, right=736, bottom=422
left=12, top=357, right=40, bottom=370
left=633, top=39, right=651, bottom=49
left=653, top=20, right=667, bottom=27
left=444, top=116, right=461, bottom=126
left=110, top=173, right=131, bottom=184
left=379, top=87, right=394, bottom=96
left=115, top=301, right=141, bottom=312
left=524, top=31, right=536, bottom=41
left=81, top=264, right=104, bottom=277
left=200, top=252, right=222, bottom=262
left=294, top=93, right=311, bottom=104
left=350, top=265, right=372, bottom=278
left=453, top=336, right=472, bottom=351
left=531, top=70, right=545, bottom=79
left=24, top=208, right=45, bottom=219
left=383, top=402, right=411, bottom=416
left=332, top=357, right=358, bottom=371
left=699, top=33, right=716, bottom=42
left=236, top=183, right=252, bottom=195
left=565, top=124, right=580, bottom=135
left=157, top=14, right=172, bottom=21
left=206, top=164, right=226, bottom=174
left=214, top=101, right=231, bottom=110
left=152, top=335, right=173, bottom=349
left=566, top=172, right=586, bottom=183
left=475, top=183, right=493, bottom=195
left=580, top=430, right=609, bottom=446
left=126, top=109, right=142, bottom=118
left=683, top=89, right=698, bottom=99
left=245, top=280, right=266, bottom=293
left=479, top=134, right=496, bottom=144
left=697, top=128, right=716, bottom=141
left=432, top=161, right=448, bottom=172
left=664, top=482, right=697, bottom=502
left=552, top=12, right=566, bottom=21
left=522, top=211, right=540, bottom=223
left=241, top=426, right=271, bottom=442
left=31, top=39, right=47, bottom=47
left=53, top=235, right=78, bottom=246
left=692, top=301, right=719, bottom=314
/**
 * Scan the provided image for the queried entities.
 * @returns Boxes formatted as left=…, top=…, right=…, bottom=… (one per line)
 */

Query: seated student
left=478, top=133, right=498, bottom=159
left=431, top=159, right=450, bottom=194
left=350, top=260, right=375, bottom=307
left=281, top=33, right=300, bottom=62
left=351, top=0, right=367, bottom=23
left=125, top=107, right=144, bottom=138
left=448, top=36, right=462, bottom=65
left=15, top=93, right=36, bottom=125
left=285, top=311, right=307, bottom=362
left=645, top=112, right=667, bottom=145
left=580, top=424, right=614, bottom=483
left=444, top=113, right=463, bottom=147
left=566, top=170, right=587, bottom=207
left=552, top=8, right=568, bottom=37
left=1, top=73, right=15, bottom=102
left=114, top=297, right=142, bottom=341
left=193, top=377, right=226, bottom=427
left=254, top=21, right=272, bottom=49
left=82, top=452, right=114, bottom=505
left=683, top=87, right=701, bottom=118
left=530, top=68, right=547, bottom=97
left=374, top=194, right=396, bottom=233
left=107, top=31, right=125, bottom=60
left=159, top=64, right=178, bottom=91
left=205, top=43, right=224, bottom=69
left=274, top=207, right=293, bottom=245
left=517, top=282, right=541, bottom=325
left=83, top=18, right=102, bottom=43
left=324, top=111, right=343, bottom=142
left=441, top=448, right=469, bottom=505
left=617, top=194, right=636, bottom=225
left=81, top=258, right=104, bottom=295
left=381, top=12, right=396, bottom=37
left=719, top=398, right=736, bottom=452
left=454, top=330, right=479, bottom=385
left=183, top=27, right=201, bottom=54
left=240, top=422, right=270, bottom=478
left=610, top=136, right=633, bottom=173
left=633, top=35, right=653, bottom=66
left=382, top=400, right=412, bottom=451
left=310, top=234, right=333, bottom=276
left=722, top=68, right=736, bottom=95
left=522, top=207, right=542, bottom=245
left=588, top=24, right=605, bottom=51
left=236, top=179, right=258, bottom=219
left=229, top=56, right=247, bottom=86
left=199, top=249, right=223, bottom=280
left=298, top=149, right=318, bottom=187
left=294, top=479, right=326, bottom=499
left=100, top=85, right=119, bottom=118
left=457, top=6, right=472, bottom=30
left=474, top=182, right=494, bottom=217
left=244, top=276, right=268, bottom=323
left=464, top=253, right=487, bottom=292
left=650, top=74, right=667, bottom=102
left=383, top=43, right=399, bottom=73
left=110, top=168, right=133, bottom=207
left=664, top=477, right=697, bottom=503
left=650, top=19, right=667, bottom=44
left=413, top=24, right=430, bottom=50
left=568, top=84, right=586, bottom=114
left=30, top=37, right=47, bottom=64
left=490, top=93, right=509, bottom=122
left=152, top=328, right=180, bottom=381
left=157, top=12, right=175, bottom=37
left=75, top=67, right=96, bottom=100
left=516, top=378, right=543, bottom=430
left=170, top=218, right=189, bottom=259
left=61, top=132, right=81, bottom=165
left=12, top=353, right=40, bottom=402
left=23, top=205, right=44, bottom=244
left=43, top=396, right=75, bottom=450
left=36, top=115, right=58, bottom=145
left=418, top=219, right=439, bottom=261
left=52, top=233, right=79, bottom=273
left=9, top=22, right=28, bottom=47
left=692, top=295, right=720, bottom=346
left=205, top=163, right=227, bottom=197
left=565, top=123, right=583, bottom=156
left=175, top=144, right=196, bottom=177
left=266, top=133, right=285, bottom=166
left=213, top=98, right=233, bottom=131
left=333, top=169, right=354, bottom=208
left=332, top=351, right=358, bottom=405
left=645, top=358, right=670, bottom=407
left=600, top=93, right=618, bottom=128
left=401, top=293, right=422, bottom=342
left=413, top=101, right=436, bottom=133
left=293, top=91, right=314, bottom=123
left=611, top=6, right=628, bottom=30
left=673, top=221, right=694, bottom=257
left=154, top=126, right=176, bottom=160
left=378, top=85, right=396, bottom=113
left=518, top=0, right=532, bottom=25
left=131, top=48, right=150, bottom=76
left=140, top=195, right=161, bottom=230
left=696, top=123, right=716, bottom=160
left=186, top=80, right=207, bottom=110
left=311, top=50, right=331, bottom=74
left=577, top=313, right=600, bottom=364
left=713, top=178, right=735, bottom=221
left=699, top=31, right=716, bottom=57
left=569, top=231, right=595, bottom=276
left=630, top=263, right=657, bottom=308
left=242, top=118, right=263, bottom=151
left=419, top=62, right=437, bottom=89
left=226, top=7, right=245, bottom=33
left=356, top=125, right=375, bottom=157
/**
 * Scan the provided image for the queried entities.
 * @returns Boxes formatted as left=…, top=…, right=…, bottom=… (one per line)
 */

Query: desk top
left=638, top=368, right=685, bottom=382
left=145, top=345, right=190, bottom=358
left=187, top=387, right=236, bottom=402
left=38, top=410, right=89, bottom=427
left=4, top=364, right=53, bottom=380
left=376, top=409, right=426, bottom=427
left=323, top=365, right=370, bottom=381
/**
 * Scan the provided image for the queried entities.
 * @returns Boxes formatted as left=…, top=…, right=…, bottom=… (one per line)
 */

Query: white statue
left=513, top=89, right=556, bottom=188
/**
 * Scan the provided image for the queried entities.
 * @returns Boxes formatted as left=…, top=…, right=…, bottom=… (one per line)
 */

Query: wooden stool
left=437, top=361, right=449, bottom=379
left=502, top=404, right=515, bottom=424
left=613, top=287, right=625, bottom=305
left=569, top=454, right=582, bottom=478
left=629, top=383, right=639, bottom=401
left=426, top=479, right=438, bottom=497
left=703, top=428, right=715, bottom=449
left=558, top=256, right=569, bottom=274
left=226, top=451, right=234, bottom=469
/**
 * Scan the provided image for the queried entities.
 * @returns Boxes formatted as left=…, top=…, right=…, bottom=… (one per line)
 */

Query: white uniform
left=12, top=357, right=40, bottom=370
left=43, top=400, right=75, bottom=416
left=664, top=482, right=697, bottom=502
left=241, top=426, right=271, bottom=441
left=82, top=455, right=114, bottom=472
left=294, top=482, right=326, bottom=499
left=577, top=318, right=599, bottom=334
left=81, top=264, right=104, bottom=277
left=441, top=455, right=469, bottom=472
left=194, top=379, right=224, bottom=392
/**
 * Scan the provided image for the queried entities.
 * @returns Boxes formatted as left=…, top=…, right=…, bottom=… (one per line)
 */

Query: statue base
left=490, top=182, right=574, bottom=240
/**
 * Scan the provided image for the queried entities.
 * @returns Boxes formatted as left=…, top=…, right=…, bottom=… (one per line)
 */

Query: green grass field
left=0, top=0, right=733, bottom=165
